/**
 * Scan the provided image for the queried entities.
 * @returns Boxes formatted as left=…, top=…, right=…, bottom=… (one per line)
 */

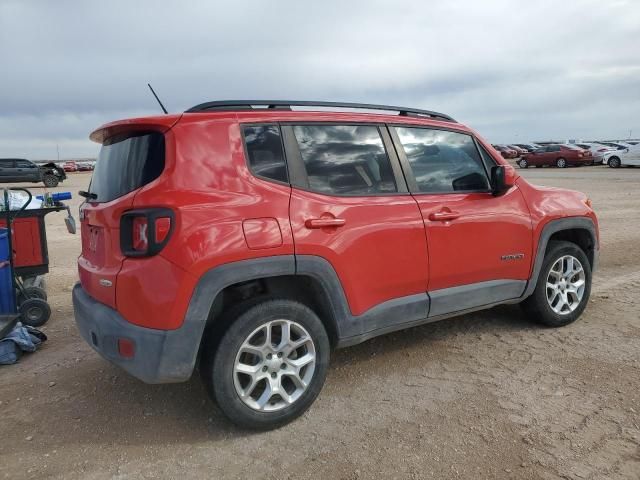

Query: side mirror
left=491, top=165, right=515, bottom=195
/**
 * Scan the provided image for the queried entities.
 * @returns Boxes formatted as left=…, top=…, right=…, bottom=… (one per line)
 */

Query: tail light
left=120, top=208, right=174, bottom=257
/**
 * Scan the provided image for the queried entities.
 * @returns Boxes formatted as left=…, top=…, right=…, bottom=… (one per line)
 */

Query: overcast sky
left=1, top=0, right=638, bottom=160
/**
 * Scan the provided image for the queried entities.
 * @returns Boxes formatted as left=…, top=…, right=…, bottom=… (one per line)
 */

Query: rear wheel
left=43, top=174, right=58, bottom=187
left=608, top=157, right=621, bottom=168
left=518, top=159, right=528, bottom=168
left=201, top=298, right=330, bottom=430
left=556, top=158, right=567, bottom=168
left=521, top=241, right=591, bottom=327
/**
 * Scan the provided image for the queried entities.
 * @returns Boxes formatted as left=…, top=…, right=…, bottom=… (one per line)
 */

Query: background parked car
left=565, top=142, right=611, bottom=164
left=77, top=162, right=94, bottom=171
left=507, top=145, right=528, bottom=155
left=0, top=158, right=67, bottom=187
left=518, top=144, right=593, bottom=168
left=513, top=143, right=541, bottom=152
left=492, top=144, right=518, bottom=159
left=63, top=161, right=78, bottom=172
left=598, top=141, right=631, bottom=151
left=602, top=147, right=640, bottom=168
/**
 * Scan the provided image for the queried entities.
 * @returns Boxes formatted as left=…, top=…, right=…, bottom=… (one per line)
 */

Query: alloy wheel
left=233, top=319, right=316, bottom=412
left=546, top=255, right=586, bottom=315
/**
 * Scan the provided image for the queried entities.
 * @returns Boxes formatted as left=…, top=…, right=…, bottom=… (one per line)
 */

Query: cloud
left=1, top=0, right=638, bottom=158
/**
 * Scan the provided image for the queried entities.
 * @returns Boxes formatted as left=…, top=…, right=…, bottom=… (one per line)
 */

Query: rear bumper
left=72, top=283, right=196, bottom=383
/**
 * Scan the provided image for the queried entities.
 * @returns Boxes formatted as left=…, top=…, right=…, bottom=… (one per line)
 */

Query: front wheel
left=202, top=299, right=330, bottom=430
left=518, top=159, right=528, bottom=168
left=521, top=240, right=591, bottom=327
left=556, top=158, right=567, bottom=168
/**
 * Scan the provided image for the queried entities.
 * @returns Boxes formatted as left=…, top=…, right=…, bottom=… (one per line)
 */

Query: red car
left=492, top=144, right=519, bottom=159
left=73, top=100, right=599, bottom=429
left=507, top=145, right=528, bottom=156
left=63, top=161, right=78, bottom=172
left=519, top=144, right=593, bottom=168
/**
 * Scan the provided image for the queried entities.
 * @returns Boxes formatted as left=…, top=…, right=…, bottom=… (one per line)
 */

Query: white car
left=566, top=142, right=614, bottom=164
left=602, top=146, right=640, bottom=168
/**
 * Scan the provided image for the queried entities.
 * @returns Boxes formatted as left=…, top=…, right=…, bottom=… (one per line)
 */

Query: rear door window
left=291, top=125, right=397, bottom=195
left=16, top=160, right=35, bottom=168
left=394, top=127, right=490, bottom=193
left=242, top=125, right=288, bottom=183
left=89, top=132, right=165, bottom=203
left=0, top=159, right=15, bottom=168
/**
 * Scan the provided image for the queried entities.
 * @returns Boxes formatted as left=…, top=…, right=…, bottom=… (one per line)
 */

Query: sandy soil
left=0, top=168, right=638, bottom=480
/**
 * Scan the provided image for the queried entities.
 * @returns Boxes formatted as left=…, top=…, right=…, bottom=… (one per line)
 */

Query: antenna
left=147, top=83, right=168, bottom=114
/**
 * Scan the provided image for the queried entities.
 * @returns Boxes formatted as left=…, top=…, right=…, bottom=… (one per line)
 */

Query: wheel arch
left=176, top=256, right=345, bottom=379
left=521, top=217, right=598, bottom=300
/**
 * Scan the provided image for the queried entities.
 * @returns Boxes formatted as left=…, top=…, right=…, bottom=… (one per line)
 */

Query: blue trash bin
left=0, top=228, right=15, bottom=314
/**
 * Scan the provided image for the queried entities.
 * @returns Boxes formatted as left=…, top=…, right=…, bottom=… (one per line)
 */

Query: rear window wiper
left=79, top=190, right=97, bottom=200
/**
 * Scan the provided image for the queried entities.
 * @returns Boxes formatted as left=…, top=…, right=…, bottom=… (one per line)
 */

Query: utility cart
left=0, top=188, right=75, bottom=327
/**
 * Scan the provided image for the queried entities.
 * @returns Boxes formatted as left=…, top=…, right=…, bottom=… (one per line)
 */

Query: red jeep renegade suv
left=73, top=101, right=599, bottom=429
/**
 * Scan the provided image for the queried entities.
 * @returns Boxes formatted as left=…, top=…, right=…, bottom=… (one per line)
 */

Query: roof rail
left=185, top=100, right=456, bottom=122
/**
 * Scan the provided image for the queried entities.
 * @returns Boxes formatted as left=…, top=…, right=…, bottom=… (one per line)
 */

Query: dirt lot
left=0, top=168, right=639, bottom=480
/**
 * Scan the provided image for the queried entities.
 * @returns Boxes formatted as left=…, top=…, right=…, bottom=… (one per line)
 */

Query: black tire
left=17, top=286, right=48, bottom=305
left=608, top=157, right=621, bottom=168
left=518, top=159, right=528, bottom=169
left=201, top=298, right=330, bottom=430
left=521, top=240, right=592, bottom=327
left=19, top=298, right=51, bottom=327
left=43, top=174, right=59, bottom=187
left=556, top=157, right=567, bottom=168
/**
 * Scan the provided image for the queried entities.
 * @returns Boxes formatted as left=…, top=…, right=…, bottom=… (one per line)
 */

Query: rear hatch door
left=79, top=118, right=177, bottom=307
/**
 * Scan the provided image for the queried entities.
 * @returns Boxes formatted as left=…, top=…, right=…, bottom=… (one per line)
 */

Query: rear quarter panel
left=115, top=115, right=294, bottom=329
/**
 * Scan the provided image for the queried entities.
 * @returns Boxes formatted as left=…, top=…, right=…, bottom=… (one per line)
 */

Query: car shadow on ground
left=9, top=304, right=536, bottom=453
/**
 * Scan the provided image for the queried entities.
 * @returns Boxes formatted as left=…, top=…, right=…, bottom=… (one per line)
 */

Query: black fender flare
left=158, top=256, right=296, bottom=381
left=521, top=217, right=598, bottom=300
left=173, top=254, right=429, bottom=378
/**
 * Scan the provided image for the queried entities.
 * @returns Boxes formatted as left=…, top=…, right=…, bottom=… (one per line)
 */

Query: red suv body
left=519, top=144, right=593, bottom=168
left=73, top=101, right=599, bottom=428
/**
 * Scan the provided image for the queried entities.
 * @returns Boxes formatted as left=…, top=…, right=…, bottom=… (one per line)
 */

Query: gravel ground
left=0, top=167, right=639, bottom=480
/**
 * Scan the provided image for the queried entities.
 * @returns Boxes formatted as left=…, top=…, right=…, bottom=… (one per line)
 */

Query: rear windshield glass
left=89, top=132, right=165, bottom=202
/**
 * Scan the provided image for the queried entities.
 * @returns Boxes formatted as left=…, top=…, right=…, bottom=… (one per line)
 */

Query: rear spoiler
left=89, top=114, right=182, bottom=144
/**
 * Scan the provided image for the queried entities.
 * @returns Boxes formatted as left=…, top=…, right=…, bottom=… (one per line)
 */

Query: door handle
left=305, top=218, right=346, bottom=229
left=428, top=211, right=461, bottom=221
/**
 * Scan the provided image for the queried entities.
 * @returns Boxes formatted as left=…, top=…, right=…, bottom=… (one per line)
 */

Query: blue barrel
left=0, top=228, right=15, bottom=313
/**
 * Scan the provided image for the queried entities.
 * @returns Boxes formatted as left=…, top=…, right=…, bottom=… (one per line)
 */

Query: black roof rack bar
left=185, top=100, right=455, bottom=122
